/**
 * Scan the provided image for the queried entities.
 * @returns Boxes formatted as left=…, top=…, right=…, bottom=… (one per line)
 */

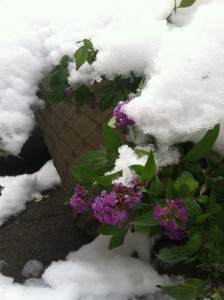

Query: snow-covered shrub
left=45, top=1, right=224, bottom=298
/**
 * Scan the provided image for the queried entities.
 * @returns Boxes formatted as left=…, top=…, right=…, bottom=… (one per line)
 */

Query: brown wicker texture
left=35, top=101, right=112, bottom=193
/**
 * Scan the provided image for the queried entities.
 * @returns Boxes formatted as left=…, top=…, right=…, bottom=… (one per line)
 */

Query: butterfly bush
left=154, top=199, right=188, bottom=240
left=93, top=178, right=142, bottom=225
left=64, top=87, right=73, bottom=97
left=113, top=101, right=135, bottom=129
left=70, top=184, right=94, bottom=213
left=59, top=23, right=224, bottom=297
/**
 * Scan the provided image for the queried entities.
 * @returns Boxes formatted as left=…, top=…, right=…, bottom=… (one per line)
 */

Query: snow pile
left=21, top=260, right=43, bottom=278
left=0, top=0, right=172, bottom=155
left=125, top=1, right=224, bottom=155
left=1, top=0, right=223, bottom=157
left=0, top=160, right=61, bottom=225
left=0, top=232, right=172, bottom=300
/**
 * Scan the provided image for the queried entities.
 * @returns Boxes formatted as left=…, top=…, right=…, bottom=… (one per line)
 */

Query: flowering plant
left=46, top=1, right=224, bottom=298
left=68, top=118, right=224, bottom=299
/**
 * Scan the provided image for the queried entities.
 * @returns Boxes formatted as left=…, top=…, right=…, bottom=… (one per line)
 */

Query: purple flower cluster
left=64, top=87, right=73, bottom=97
left=154, top=199, right=188, bottom=240
left=70, top=184, right=94, bottom=213
left=93, top=178, right=142, bottom=225
left=113, top=101, right=135, bottom=129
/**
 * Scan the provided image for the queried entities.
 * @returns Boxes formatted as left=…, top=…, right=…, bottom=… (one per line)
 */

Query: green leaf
left=185, top=124, right=220, bottom=162
left=182, top=197, right=204, bottom=223
left=74, top=46, right=89, bottom=70
left=140, top=151, right=156, bottom=183
left=206, top=149, right=223, bottom=165
left=197, top=195, right=209, bottom=205
left=107, top=117, right=116, bottom=128
left=160, top=279, right=207, bottom=300
left=174, top=172, right=199, bottom=198
left=148, top=225, right=162, bottom=237
left=76, top=150, right=108, bottom=167
left=49, top=67, right=68, bottom=88
left=216, top=208, right=224, bottom=230
left=134, top=148, right=150, bottom=158
left=196, top=213, right=211, bottom=224
left=99, top=80, right=119, bottom=111
left=213, top=164, right=224, bottom=177
left=157, top=233, right=202, bottom=263
left=50, top=84, right=72, bottom=103
left=70, top=166, right=97, bottom=183
left=94, top=171, right=122, bottom=187
left=99, top=223, right=120, bottom=235
left=165, top=178, right=174, bottom=199
left=60, top=55, right=70, bottom=68
left=73, top=84, right=92, bottom=107
left=211, top=290, right=223, bottom=300
left=183, top=162, right=203, bottom=177
left=179, top=0, right=197, bottom=8
left=108, top=226, right=128, bottom=249
left=103, top=124, right=121, bottom=152
left=136, top=77, right=145, bottom=96
left=131, top=210, right=159, bottom=227
left=87, top=50, right=98, bottom=65
left=129, top=164, right=144, bottom=176
left=148, top=175, right=163, bottom=196
left=83, top=39, right=93, bottom=50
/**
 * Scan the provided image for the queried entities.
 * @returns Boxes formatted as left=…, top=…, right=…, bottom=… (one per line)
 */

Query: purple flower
left=70, top=184, right=94, bottom=213
left=154, top=198, right=188, bottom=240
left=64, top=87, right=73, bottom=97
left=113, top=101, right=135, bottom=129
left=92, top=178, right=142, bottom=225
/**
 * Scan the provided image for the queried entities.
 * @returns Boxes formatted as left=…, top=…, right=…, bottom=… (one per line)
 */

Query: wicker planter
left=35, top=84, right=112, bottom=194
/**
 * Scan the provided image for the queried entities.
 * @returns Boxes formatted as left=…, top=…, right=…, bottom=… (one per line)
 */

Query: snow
left=0, top=0, right=172, bottom=155
left=109, top=144, right=180, bottom=185
left=0, top=0, right=223, bottom=298
left=125, top=1, right=224, bottom=154
left=21, top=260, right=43, bottom=278
left=0, top=0, right=223, bottom=157
left=0, top=232, right=172, bottom=300
left=0, top=160, right=61, bottom=226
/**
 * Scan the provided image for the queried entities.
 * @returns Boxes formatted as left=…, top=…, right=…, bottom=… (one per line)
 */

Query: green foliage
left=185, top=124, right=220, bottom=162
left=46, top=33, right=224, bottom=300
left=73, top=84, right=92, bottom=107
left=157, top=233, right=202, bottom=263
left=74, top=39, right=98, bottom=70
left=99, top=80, right=119, bottom=111
left=160, top=279, right=208, bottom=300
left=147, top=175, right=163, bottom=196
left=70, top=165, right=99, bottom=184
left=48, top=40, right=143, bottom=110
left=140, top=151, right=156, bottom=183
left=103, top=124, right=122, bottom=152
left=174, top=172, right=199, bottom=198
left=131, top=210, right=159, bottom=227
left=179, top=0, right=197, bottom=8
left=94, top=171, right=122, bottom=188
left=108, top=226, right=128, bottom=249
left=99, top=223, right=120, bottom=235
left=75, top=150, right=108, bottom=167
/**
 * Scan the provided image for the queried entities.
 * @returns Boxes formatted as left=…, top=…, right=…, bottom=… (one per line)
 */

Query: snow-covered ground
left=0, top=160, right=61, bottom=225
left=0, top=231, right=174, bottom=300
left=0, top=161, right=178, bottom=299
